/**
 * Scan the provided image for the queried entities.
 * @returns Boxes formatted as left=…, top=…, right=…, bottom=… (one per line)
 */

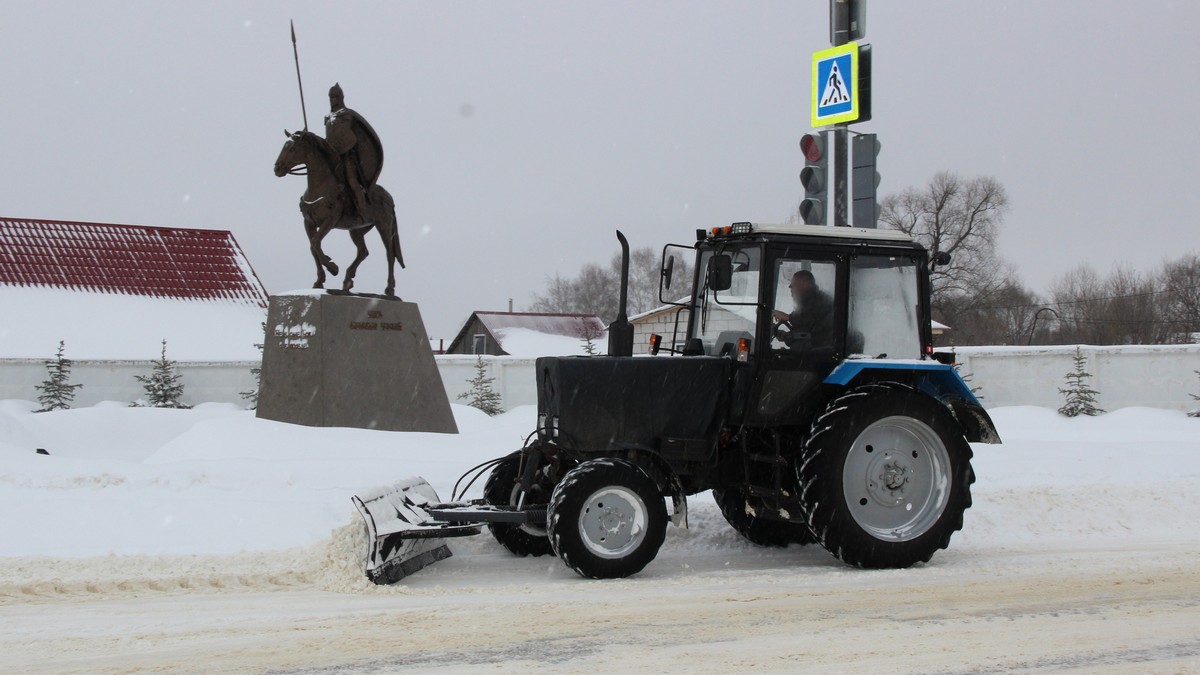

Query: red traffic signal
left=800, top=133, right=825, bottom=162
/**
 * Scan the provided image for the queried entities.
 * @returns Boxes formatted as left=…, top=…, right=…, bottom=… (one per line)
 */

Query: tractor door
left=745, top=249, right=847, bottom=426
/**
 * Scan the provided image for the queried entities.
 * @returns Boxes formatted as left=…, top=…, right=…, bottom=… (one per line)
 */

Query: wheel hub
left=843, top=416, right=952, bottom=542
left=578, top=487, right=647, bottom=559
left=869, top=455, right=913, bottom=497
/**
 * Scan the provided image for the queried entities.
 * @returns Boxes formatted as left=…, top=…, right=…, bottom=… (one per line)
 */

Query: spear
left=290, top=20, right=309, bottom=131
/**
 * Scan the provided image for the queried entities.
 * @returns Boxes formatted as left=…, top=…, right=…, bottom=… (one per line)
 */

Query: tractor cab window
left=770, top=259, right=838, bottom=354
left=848, top=255, right=921, bottom=359
left=696, top=246, right=761, bottom=357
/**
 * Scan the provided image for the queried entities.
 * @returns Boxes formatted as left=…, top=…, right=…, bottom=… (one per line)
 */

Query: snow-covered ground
left=2, top=401, right=1199, bottom=672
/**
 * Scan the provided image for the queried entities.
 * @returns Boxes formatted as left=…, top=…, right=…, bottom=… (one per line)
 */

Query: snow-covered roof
left=733, top=222, right=914, bottom=242
left=447, top=311, right=606, bottom=356
left=0, top=216, right=266, bottom=306
left=630, top=298, right=690, bottom=323
left=0, top=216, right=268, bottom=361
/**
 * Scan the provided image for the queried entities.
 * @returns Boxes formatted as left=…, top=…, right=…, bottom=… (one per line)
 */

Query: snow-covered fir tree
left=240, top=322, right=266, bottom=409
left=132, top=340, right=191, bottom=409
left=35, top=340, right=82, bottom=412
left=1058, top=347, right=1104, bottom=417
left=1189, top=370, right=1199, bottom=418
left=457, top=356, right=504, bottom=416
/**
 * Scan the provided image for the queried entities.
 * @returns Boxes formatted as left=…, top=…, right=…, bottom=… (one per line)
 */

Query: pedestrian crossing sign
left=812, top=42, right=860, bottom=126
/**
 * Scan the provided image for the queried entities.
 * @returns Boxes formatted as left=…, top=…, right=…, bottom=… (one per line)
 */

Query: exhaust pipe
left=608, top=230, right=634, bottom=357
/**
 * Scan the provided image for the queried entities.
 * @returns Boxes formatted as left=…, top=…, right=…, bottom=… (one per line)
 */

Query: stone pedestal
left=256, top=292, right=457, bottom=433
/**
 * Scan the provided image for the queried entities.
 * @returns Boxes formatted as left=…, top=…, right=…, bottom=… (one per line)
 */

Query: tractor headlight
left=537, top=413, right=560, bottom=439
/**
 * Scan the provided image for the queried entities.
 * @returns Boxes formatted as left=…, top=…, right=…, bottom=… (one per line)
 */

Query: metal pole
left=833, top=126, right=849, bottom=226
left=830, top=2, right=850, bottom=226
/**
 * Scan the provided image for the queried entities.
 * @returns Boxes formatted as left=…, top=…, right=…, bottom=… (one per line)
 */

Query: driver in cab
left=771, top=270, right=833, bottom=350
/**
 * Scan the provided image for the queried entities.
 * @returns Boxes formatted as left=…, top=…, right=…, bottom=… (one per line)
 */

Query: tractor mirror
left=662, top=255, right=676, bottom=291
left=932, top=251, right=952, bottom=269
left=708, top=254, right=733, bottom=291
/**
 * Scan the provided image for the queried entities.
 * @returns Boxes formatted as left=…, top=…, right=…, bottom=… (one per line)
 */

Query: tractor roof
left=703, top=222, right=915, bottom=244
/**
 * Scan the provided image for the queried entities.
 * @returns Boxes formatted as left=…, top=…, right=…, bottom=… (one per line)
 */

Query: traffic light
left=851, top=133, right=881, bottom=228
left=798, top=131, right=828, bottom=226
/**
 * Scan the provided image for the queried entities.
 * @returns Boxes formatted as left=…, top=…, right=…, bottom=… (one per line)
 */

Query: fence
left=2, top=345, right=1198, bottom=412
left=0, top=356, right=542, bottom=410
left=954, top=344, right=1200, bottom=412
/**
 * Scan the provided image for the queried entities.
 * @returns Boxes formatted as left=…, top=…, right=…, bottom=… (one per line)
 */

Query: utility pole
left=830, top=1, right=851, bottom=226
left=810, top=1, right=872, bottom=227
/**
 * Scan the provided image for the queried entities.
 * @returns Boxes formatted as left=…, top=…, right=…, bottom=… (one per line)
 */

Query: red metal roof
left=0, top=216, right=267, bottom=306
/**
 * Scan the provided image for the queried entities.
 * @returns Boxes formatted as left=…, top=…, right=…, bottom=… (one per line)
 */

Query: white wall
left=0, top=356, right=542, bottom=410
left=955, top=345, right=1200, bottom=412
left=0, top=359, right=260, bottom=408
left=436, top=355, right=539, bottom=410
left=3, top=345, right=1198, bottom=412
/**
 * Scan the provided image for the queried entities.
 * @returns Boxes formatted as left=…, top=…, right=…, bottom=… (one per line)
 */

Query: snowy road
left=2, top=530, right=1198, bottom=673
left=3, top=404, right=1200, bottom=672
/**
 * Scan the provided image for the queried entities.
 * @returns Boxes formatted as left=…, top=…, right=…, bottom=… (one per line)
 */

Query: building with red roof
left=0, top=216, right=268, bottom=362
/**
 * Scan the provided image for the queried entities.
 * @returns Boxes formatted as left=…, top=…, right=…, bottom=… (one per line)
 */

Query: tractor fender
left=823, top=360, right=1001, bottom=444
left=612, top=445, right=689, bottom=529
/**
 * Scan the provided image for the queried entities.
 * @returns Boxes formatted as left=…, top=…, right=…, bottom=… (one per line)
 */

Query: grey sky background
left=3, top=1, right=1197, bottom=338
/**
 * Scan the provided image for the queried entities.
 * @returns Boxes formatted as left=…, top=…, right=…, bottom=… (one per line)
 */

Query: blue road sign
left=812, top=42, right=860, bottom=126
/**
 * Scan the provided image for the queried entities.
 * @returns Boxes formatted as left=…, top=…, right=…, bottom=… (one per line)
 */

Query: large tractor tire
left=483, top=454, right=553, bottom=557
left=798, top=383, right=974, bottom=569
left=712, top=488, right=815, bottom=547
left=547, top=458, right=668, bottom=579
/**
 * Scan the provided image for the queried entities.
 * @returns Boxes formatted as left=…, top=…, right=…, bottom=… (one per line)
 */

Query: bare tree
left=880, top=172, right=1010, bottom=307
left=1160, top=253, right=1200, bottom=342
left=1051, top=263, right=1164, bottom=345
left=530, top=246, right=691, bottom=324
left=937, top=280, right=1041, bottom=346
left=529, top=262, right=618, bottom=322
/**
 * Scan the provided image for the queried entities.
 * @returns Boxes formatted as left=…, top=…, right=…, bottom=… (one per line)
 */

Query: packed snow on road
left=1, top=400, right=1198, bottom=673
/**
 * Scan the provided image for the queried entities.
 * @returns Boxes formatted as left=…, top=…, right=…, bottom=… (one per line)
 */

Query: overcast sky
left=3, top=1, right=1197, bottom=337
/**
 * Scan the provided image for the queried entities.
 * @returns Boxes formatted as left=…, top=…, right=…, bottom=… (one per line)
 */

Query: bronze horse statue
left=273, top=130, right=404, bottom=296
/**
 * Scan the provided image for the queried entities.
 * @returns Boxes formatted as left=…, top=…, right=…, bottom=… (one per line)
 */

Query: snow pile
left=0, top=286, right=266, bottom=361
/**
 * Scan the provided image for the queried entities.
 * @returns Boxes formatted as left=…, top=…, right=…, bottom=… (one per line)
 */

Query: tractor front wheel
left=483, top=454, right=553, bottom=557
left=798, top=383, right=974, bottom=569
left=548, top=458, right=668, bottom=579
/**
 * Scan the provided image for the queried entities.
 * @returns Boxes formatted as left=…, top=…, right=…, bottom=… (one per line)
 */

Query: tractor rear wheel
left=548, top=458, right=668, bottom=579
left=484, top=454, right=553, bottom=557
left=712, top=488, right=815, bottom=547
left=798, top=383, right=974, bottom=569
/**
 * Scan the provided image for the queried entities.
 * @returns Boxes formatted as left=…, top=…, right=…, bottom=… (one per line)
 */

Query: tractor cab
left=661, top=222, right=934, bottom=426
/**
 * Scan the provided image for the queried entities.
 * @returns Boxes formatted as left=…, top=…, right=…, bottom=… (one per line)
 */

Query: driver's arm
left=771, top=309, right=790, bottom=322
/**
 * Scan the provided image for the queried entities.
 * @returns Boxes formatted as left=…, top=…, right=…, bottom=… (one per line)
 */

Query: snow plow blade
left=352, top=478, right=482, bottom=585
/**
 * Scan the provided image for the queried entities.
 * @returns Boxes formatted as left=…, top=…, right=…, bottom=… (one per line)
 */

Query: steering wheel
left=773, top=317, right=812, bottom=351
left=772, top=317, right=793, bottom=342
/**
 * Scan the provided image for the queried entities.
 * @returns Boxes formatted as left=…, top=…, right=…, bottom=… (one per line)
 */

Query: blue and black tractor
left=355, top=222, right=999, bottom=583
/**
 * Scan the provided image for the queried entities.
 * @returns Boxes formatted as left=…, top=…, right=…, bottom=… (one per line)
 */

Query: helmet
left=329, top=82, right=344, bottom=99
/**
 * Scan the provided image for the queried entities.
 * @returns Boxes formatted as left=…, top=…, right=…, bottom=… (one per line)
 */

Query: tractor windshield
left=695, top=246, right=761, bottom=356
